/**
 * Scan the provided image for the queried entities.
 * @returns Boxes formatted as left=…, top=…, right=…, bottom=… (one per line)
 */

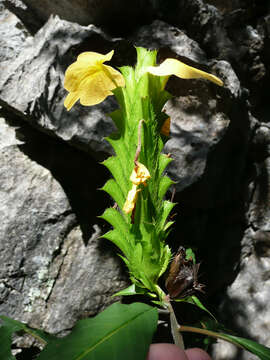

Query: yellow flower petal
left=77, top=50, right=114, bottom=64
left=161, top=117, right=170, bottom=137
left=148, top=58, right=223, bottom=86
left=103, top=65, right=126, bottom=88
left=130, top=162, right=151, bottom=186
left=123, top=184, right=141, bottom=214
left=63, top=50, right=125, bottom=110
left=64, top=62, right=98, bottom=92
left=64, top=92, right=80, bottom=111
left=78, top=71, right=115, bottom=106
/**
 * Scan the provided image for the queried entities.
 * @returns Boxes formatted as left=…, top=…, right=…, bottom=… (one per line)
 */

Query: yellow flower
left=161, top=117, right=170, bottom=137
left=64, top=50, right=125, bottom=110
left=130, top=162, right=151, bottom=186
left=148, top=58, right=223, bottom=87
left=123, top=184, right=141, bottom=214
left=123, top=162, right=150, bottom=214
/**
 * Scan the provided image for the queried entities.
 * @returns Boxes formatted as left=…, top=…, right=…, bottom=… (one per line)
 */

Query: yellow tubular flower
left=148, top=58, right=223, bottom=86
left=130, top=162, right=151, bottom=186
left=161, top=117, right=170, bottom=137
left=64, top=50, right=125, bottom=110
left=123, top=184, right=141, bottom=214
left=123, top=162, right=150, bottom=214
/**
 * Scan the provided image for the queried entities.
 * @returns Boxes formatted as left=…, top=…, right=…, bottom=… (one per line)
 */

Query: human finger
left=185, top=348, right=212, bottom=360
left=147, top=343, right=189, bottom=360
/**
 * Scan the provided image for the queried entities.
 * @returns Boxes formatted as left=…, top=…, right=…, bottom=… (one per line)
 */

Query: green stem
left=167, top=300, right=185, bottom=350
left=178, top=325, right=245, bottom=350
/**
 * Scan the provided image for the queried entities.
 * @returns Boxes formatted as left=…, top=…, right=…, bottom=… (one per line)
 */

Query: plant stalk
left=178, top=325, right=245, bottom=350
left=166, top=299, right=185, bottom=349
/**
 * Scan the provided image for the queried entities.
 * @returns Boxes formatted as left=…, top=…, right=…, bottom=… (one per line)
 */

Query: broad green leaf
left=0, top=325, right=15, bottom=360
left=219, top=334, right=270, bottom=360
left=37, top=302, right=158, bottom=360
left=0, top=315, right=54, bottom=360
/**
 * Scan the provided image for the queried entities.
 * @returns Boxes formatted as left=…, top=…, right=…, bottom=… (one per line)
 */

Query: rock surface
left=0, top=4, right=31, bottom=63
left=3, top=0, right=154, bottom=34
left=212, top=250, right=270, bottom=360
left=0, top=114, right=127, bottom=338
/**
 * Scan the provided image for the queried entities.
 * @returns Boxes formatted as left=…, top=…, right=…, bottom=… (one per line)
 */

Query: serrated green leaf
left=158, top=201, right=175, bottom=232
left=101, top=179, right=126, bottom=209
left=158, top=154, right=173, bottom=178
left=159, top=176, right=175, bottom=200
left=164, top=221, right=174, bottom=231
left=113, top=284, right=147, bottom=297
left=102, top=156, right=130, bottom=197
left=37, top=302, right=158, bottom=360
left=100, top=207, right=129, bottom=235
left=102, top=229, right=129, bottom=256
left=100, top=48, right=175, bottom=300
left=158, top=244, right=172, bottom=277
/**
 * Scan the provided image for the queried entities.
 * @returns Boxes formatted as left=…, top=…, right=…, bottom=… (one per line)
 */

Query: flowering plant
left=61, top=47, right=270, bottom=358
left=64, top=47, right=223, bottom=305
left=1, top=47, right=269, bottom=360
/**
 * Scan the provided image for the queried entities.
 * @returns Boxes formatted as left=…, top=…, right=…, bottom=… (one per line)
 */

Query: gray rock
left=0, top=116, right=24, bottom=148
left=213, top=248, right=270, bottom=359
left=164, top=96, right=230, bottom=193
left=3, top=0, right=154, bottom=34
left=0, top=133, right=74, bottom=325
left=131, top=20, right=208, bottom=64
left=210, top=122, right=270, bottom=359
left=155, top=0, right=268, bottom=120
left=0, top=115, right=127, bottom=336
left=163, top=59, right=244, bottom=196
left=0, top=5, right=31, bottom=63
left=248, top=139, right=270, bottom=232
left=0, top=15, right=118, bottom=160
left=42, top=225, right=126, bottom=334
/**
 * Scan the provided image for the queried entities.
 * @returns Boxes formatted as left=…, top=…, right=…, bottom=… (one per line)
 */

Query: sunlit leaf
left=37, top=302, right=158, bottom=360
left=113, top=284, right=147, bottom=296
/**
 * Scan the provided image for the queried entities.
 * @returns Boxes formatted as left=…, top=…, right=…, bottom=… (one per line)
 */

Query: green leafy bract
left=100, top=48, right=174, bottom=299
